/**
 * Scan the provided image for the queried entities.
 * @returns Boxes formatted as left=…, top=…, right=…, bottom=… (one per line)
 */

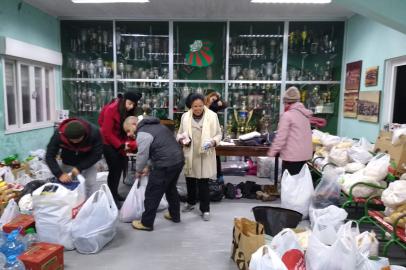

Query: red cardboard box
left=3, top=214, right=35, bottom=235
left=19, top=242, right=64, bottom=270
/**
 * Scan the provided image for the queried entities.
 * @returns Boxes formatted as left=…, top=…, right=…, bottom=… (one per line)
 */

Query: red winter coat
left=99, top=100, right=126, bottom=149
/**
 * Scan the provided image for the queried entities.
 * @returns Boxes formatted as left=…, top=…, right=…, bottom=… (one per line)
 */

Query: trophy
left=102, top=30, right=109, bottom=53
left=87, top=61, right=95, bottom=79
left=233, top=101, right=254, bottom=137
left=80, top=29, right=87, bottom=53
left=265, top=62, right=273, bottom=80
left=116, top=27, right=122, bottom=54
left=301, top=26, right=308, bottom=53
left=140, top=40, right=146, bottom=60
left=289, top=31, right=296, bottom=52
left=79, top=61, right=87, bottom=79
left=118, top=62, right=125, bottom=79
left=147, top=38, right=153, bottom=61
left=124, top=43, right=131, bottom=60
left=133, top=40, right=139, bottom=60
left=269, top=38, right=277, bottom=60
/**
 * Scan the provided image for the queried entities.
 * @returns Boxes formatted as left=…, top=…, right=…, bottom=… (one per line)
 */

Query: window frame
left=2, top=57, right=56, bottom=134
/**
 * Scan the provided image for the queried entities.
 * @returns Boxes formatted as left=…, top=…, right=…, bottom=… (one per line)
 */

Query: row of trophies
left=116, top=27, right=169, bottom=62
left=117, top=64, right=169, bottom=80
left=229, top=36, right=283, bottom=61
left=69, top=26, right=113, bottom=55
left=67, top=83, right=113, bottom=113
left=299, top=85, right=335, bottom=114
left=288, top=60, right=334, bottom=81
left=289, top=26, right=337, bottom=55
left=229, top=63, right=281, bottom=81
left=66, top=57, right=113, bottom=79
left=136, top=91, right=170, bottom=114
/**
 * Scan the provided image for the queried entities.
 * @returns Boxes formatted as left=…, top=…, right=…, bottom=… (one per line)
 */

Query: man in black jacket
left=45, top=118, right=103, bottom=197
left=130, top=116, right=185, bottom=231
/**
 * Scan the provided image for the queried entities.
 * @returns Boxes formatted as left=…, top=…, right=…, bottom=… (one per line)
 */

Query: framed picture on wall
left=365, top=66, right=379, bottom=86
left=344, top=60, right=362, bottom=118
left=345, top=60, right=362, bottom=90
left=357, top=91, right=381, bottom=123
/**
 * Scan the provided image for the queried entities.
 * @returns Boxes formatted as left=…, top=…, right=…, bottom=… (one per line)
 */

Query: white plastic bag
left=249, top=245, right=288, bottom=270
left=119, top=176, right=168, bottom=222
left=340, top=170, right=385, bottom=198
left=328, top=146, right=349, bottom=167
left=364, top=154, right=390, bottom=181
left=0, top=167, right=15, bottom=183
left=306, top=221, right=358, bottom=270
left=311, top=167, right=343, bottom=210
left=310, top=205, right=348, bottom=246
left=381, top=180, right=406, bottom=208
left=345, top=162, right=366, bottom=173
left=0, top=199, right=19, bottom=229
left=32, top=175, right=86, bottom=250
left=281, top=164, right=314, bottom=218
left=321, top=134, right=341, bottom=149
left=348, top=146, right=373, bottom=165
left=356, top=231, right=379, bottom=257
left=71, top=184, right=118, bottom=254
left=270, top=229, right=306, bottom=270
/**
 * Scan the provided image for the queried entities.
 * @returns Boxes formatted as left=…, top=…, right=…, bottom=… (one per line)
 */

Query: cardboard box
left=3, top=214, right=35, bottom=235
left=19, top=242, right=64, bottom=270
left=375, top=131, right=406, bottom=175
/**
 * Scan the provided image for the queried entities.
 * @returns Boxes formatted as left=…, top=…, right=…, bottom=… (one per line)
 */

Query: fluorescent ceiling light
left=72, top=0, right=149, bottom=3
left=251, top=0, right=331, bottom=3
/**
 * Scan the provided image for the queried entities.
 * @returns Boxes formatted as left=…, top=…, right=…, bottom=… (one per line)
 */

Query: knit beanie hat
left=64, top=120, right=86, bottom=139
left=283, top=86, right=300, bottom=103
left=124, top=91, right=142, bottom=104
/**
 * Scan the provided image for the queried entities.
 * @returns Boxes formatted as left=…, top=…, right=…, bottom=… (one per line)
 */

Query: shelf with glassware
left=62, top=80, right=114, bottom=123
left=115, top=22, right=169, bottom=80
left=229, top=22, right=284, bottom=82
left=225, top=83, right=281, bottom=139
left=287, top=21, right=344, bottom=83
left=61, top=21, right=114, bottom=80
left=117, top=81, right=169, bottom=119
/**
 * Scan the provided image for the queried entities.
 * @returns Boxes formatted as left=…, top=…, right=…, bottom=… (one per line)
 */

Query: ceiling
left=23, top=0, right=354, bottom=20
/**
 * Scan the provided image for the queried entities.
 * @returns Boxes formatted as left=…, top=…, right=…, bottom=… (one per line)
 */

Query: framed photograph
left=357, top=91, right=381, bottom=123
left=343, top=92, right=359, bottom=118
left=345, top=60, right=362, bottom=91
left=365, top=66, right=379, bottom=86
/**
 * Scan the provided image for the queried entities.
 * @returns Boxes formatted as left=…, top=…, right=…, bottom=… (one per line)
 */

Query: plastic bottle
left=23, top=228, right=38, bottom=249
left=4, top=255, right=25, bottom=270
left=0, top=252, right=6, bottom=269
left=2, top=233, right=26, bottom=257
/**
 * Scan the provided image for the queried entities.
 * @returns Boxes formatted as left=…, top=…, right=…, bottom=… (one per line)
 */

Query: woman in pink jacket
left=268, top=86, right=313, bottom=175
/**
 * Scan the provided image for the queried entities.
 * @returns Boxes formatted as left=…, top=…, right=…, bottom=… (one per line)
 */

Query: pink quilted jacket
left=268, top=102, right=313, bottom=162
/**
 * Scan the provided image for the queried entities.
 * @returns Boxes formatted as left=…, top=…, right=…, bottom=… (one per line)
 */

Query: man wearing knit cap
left=46, top=118, right=103, bottom=197
left=268, top=86, right=313, bottom=175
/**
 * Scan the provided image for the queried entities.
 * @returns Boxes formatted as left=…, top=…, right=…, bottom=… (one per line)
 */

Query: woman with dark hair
left=177, top=93, right=222, bottom=221
left=99, top=91, right=142, bottom=202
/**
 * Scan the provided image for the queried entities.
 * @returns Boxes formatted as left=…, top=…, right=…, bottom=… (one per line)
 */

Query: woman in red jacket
left=99, top=92, right=141, bottom=202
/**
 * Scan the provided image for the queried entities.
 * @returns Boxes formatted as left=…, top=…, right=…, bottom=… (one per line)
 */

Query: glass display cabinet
left=60, top=20, right=344, bottom=134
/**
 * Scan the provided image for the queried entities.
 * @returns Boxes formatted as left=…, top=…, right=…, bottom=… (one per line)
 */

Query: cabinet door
left=229, top=22, right=284, bottom=81
left=115, top=21, right=169, bottom=80
left=173, top=22, right=226, bottom=80
left=63, top=81, right=114, bottom=123
left=61, top=21, right=114, bottom=79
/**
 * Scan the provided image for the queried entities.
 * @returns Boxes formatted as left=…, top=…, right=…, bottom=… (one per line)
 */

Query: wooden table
left=215, top=145, right=279, bottom=191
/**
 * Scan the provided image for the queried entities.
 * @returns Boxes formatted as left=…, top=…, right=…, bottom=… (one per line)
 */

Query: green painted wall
left=338, top=14, right=406, bottom=142
left=0, top=0, right=61, bottom=160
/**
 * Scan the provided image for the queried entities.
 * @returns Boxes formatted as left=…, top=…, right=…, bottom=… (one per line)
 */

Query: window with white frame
left=3, top=59, right=55, bottom=132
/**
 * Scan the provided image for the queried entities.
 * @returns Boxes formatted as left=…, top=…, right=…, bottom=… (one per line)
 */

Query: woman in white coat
left=177, top=93, right=222, bottom=221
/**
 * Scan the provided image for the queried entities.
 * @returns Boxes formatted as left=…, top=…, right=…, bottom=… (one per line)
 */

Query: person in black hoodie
left=45, top=118, right=103, bottom=198
left=130, top=116, right=185, bottom=231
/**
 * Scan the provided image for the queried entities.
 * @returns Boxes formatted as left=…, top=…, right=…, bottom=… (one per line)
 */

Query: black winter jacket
left=45, top=118, right=103, bottom=178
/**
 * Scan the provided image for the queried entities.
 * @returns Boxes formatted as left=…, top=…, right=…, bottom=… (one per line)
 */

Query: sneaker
left=182, top=203, right=195, bottom=212
left=164, top=212, right=180, bottom=223
left=202, top=212, right=210, bottom=221
left=131, top=220, right=153, bottom=231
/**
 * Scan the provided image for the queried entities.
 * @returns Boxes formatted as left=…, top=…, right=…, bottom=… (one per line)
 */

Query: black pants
left=216, top=156, right=223, bottom=178
left=281, top=160, right=306, bottom=176
left=142, top=163, right=183, bottom=228
left=186, top=177, right=210, bottom=213
left=103, top=145, right=127, bottom=201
